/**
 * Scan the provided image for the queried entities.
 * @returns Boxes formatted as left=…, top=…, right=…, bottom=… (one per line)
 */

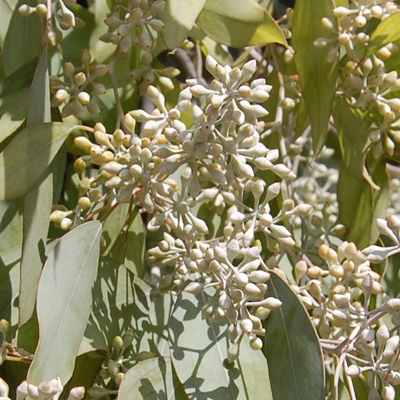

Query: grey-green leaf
left=27, top=221, right=102, bottom=385
left=159, top=0, right=207, bottom=49
left=118, top=357, right=186, bottom=400
left=170, top=289, right=273, bottom=399
left=263, top=271, right=324, bottom=400
left=196, top=0, right=287, bottom=48
left=0, top=122, right=78, bottom=201
left=292, top=0, right=337, bottom=156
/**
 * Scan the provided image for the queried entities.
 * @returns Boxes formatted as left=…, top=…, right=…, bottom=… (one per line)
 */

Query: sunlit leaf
left=19, top=45, right=54, bottom=326
left=333, top=97, right=388, bottom=248
left=263, top=272, right=324, bottom=400
left=2, top=0, right=41, bottom=77
left=366, top=13, right=400, bottom=56
left=27, top=222, right=102, bottom=385
left=159, top=0, right=207, bottom=49
left=292, top=0, right=338, bottom=155
left=170, top=289, right=273, bottom=399
left=0, top=122, right=78, bottom=201
left=0, top=0, right=18, bottom=47
left=196, top=0, right=287, bottom=48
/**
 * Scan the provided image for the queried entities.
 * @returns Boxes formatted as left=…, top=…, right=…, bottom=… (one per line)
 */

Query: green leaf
left=2, top=0, right=41, bottom=77
left=0, top=245, right=21, bottom=328
left=118, top=357, right=187, bottom=400
left=27, top=221, right=102, bottom=385
left=60, top=351, right=106, bottom=400
left=292, top=0, right=337, bottom=156
left=196, top=0, right=287, bottom=48
left=0, top=59, right=37, bottom=97
left=263, top=272, right=324, bottom=400
left=333, top=97, right=388, bottom=248
left=0, top=122, right=78, bottom=201
left=0, top=199, right=23, bottom=328
left=0, top=0, right=18, bottom=47
left=19, top=169, right=52, bottom=325
left=0, top=88, right=29, bottom=145
left=366, top=13, right=400, bottom=56
left=17, top=314, right=39, bottom=354
left=169, top=289, right=273, bottom=399
left=159, top=0, right=207, bottom=49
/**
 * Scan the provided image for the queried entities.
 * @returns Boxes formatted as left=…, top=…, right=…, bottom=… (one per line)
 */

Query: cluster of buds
left=95, top=330, right=135, bottom=388
left=51, top=56, right=306, bottom=359
left=313, top=1, right=400, bottom=158
left=19, top=0, right=86, bottom=47
left=100, top=0, right=170, bottom=94
left=313, top=1, right=399, bottom=64
left=3, top=378, right=85, bottom=400
left=50, top=50, right=108, bottom=119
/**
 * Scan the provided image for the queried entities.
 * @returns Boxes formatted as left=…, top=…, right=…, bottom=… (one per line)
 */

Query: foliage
left=2, top=0, right=400, bottom=400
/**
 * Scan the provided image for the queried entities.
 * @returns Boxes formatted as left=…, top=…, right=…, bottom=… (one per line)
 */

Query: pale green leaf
left=2, top=0, right=41, bottom=77
left=19, top=169, right=52, bottom=325
left=19, top=44, right=53, bottom=326
left=159, top=0, right=207, bottom=49
left=0, top=245, right=21, bottom=328
left=366, top=13, right=400, bottom=56
left=263, top=272, right=324, bottom=400
left=292, top=0, right=338, bottom=156
left=333, top=98, right=388, bottom=248
left=170, top=289, right=273, bottom=399
left=118, top=357, right=187, bottom=400
left=196, top=0, right=287, bottom=48
left=0, top=199, right=23, bottom=328
left=0, top=0, right=18, bottom=47
left=0, top=122, right=78, bottom=201
left=0, top=88, right=28, bottom=145
left=27, top=221, right=102, bottom=385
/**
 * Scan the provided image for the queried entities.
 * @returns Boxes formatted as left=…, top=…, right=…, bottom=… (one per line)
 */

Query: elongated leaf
left=19, top=169, right=52, bottom=325
left=263, top=272, right=324, bottom=400
left=292, top=0, right=337, bottom=155
left=159, top=0, right=207, bottom=49
left=27, top=221, right=102, bottom=385
left=333, top=97, right=388, bottom=248
left=0, top=122, right=78, bottom=201
left=170, top=289, right=273, bottom=399
left=0, top=245, right=21, bottom=328
left=118, top=357, right=187, bottom=400
left=2, top=0, right=41, bottom=77
left=19, top=44, right=54, bottom=326
left=0, top=199, right=23, bottom=328
left=196, top=0, right=287, bottom=48
left=366, top=13, right=400, bottom=56
left=0, top=88, right=28, bottom=144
